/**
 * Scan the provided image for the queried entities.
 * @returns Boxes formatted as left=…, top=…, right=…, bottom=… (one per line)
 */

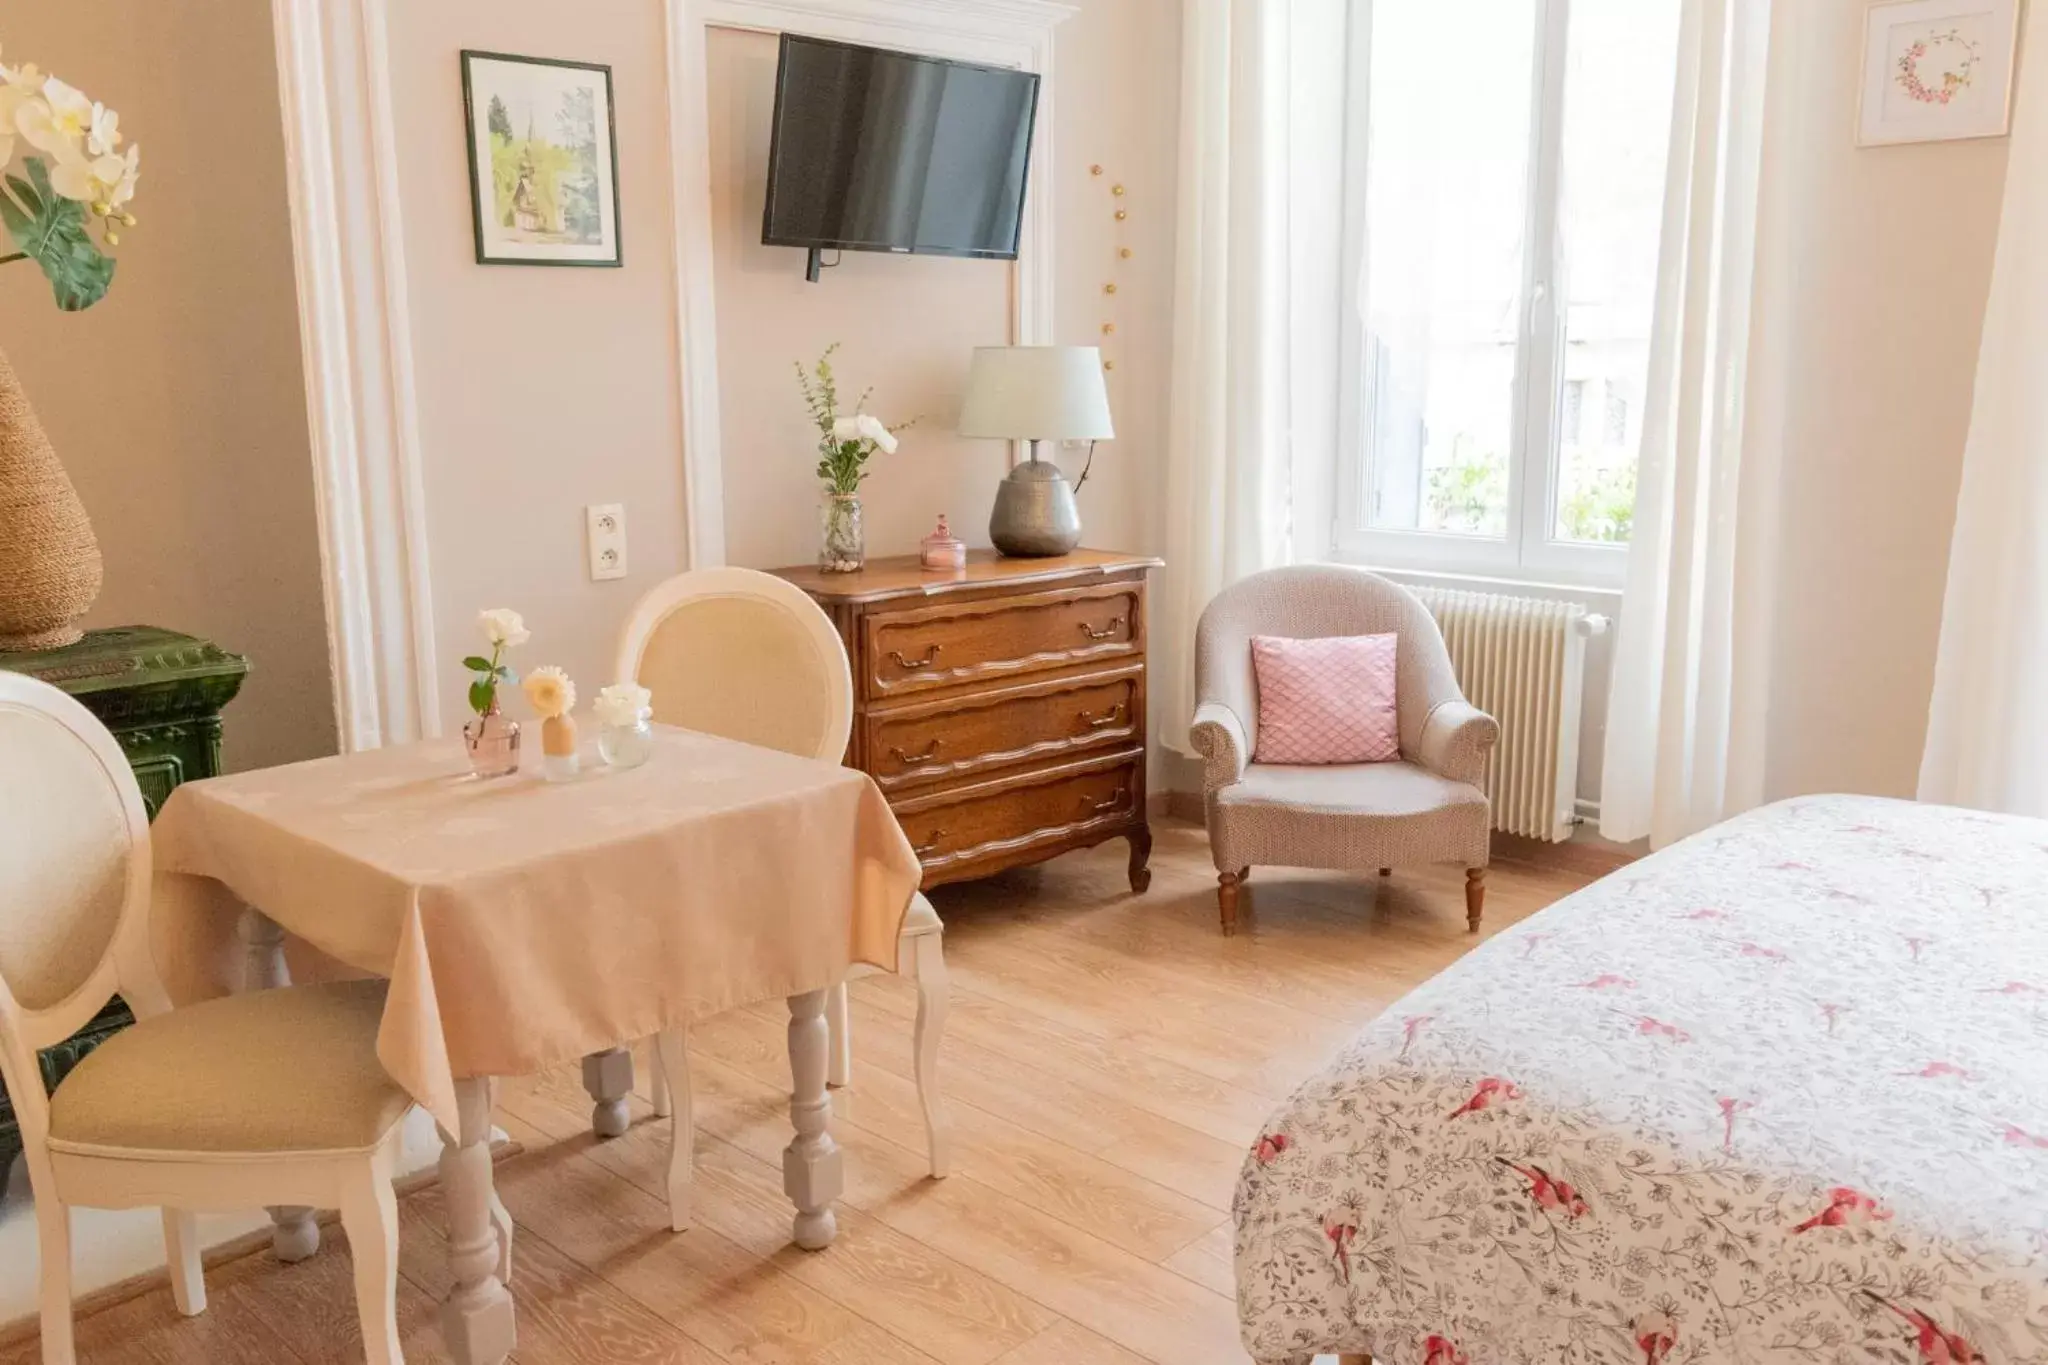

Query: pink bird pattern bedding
left=1233, top=796, right=2048, bottom=1365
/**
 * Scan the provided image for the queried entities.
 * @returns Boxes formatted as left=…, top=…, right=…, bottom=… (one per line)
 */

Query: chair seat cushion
left=1209, top=760, right=1490, bottom=871
left=48, top=980, right=411, bottom=1155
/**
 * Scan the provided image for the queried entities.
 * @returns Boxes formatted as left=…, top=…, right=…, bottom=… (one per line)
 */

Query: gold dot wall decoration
left=1096, top=165, right=1133, bottom=375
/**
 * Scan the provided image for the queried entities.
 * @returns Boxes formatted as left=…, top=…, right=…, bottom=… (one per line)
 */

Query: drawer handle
left=1083, top=791, right=1127, bottom=815
left=889, top=645, right=943, bottom=671
left=1077, top=618, right=1127, bottom=642
left=912, top=830, right=947, bottom=857
left=890, top=741, right=943, bottom=765
left=1079, top=703, right=1126, bottom=730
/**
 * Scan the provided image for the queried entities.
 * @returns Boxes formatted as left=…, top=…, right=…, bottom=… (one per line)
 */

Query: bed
left=1233, top=796, right=2048, bottom=1365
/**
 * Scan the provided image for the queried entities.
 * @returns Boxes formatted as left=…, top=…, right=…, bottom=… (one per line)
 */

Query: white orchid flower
left=18, top=75, right=90, bottom=158
left=478, top=608, right=530, bottom=648
left=87, top=102, right=119, bottom=156
left=831, top=415, right=863, bottom=443
left=855, top=413, right=898, bottom=454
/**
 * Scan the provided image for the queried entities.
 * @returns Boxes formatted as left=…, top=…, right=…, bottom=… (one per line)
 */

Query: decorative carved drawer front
left=861, top=583, right=1143, bottom=700
left=893, top=753, right=1143, bottom=879
left=867, top=666, right=1143, bottom=793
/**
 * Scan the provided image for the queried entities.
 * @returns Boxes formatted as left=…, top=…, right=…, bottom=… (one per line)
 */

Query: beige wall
left=1758, top=0, right=2010, bottom=801
left=708, top=3, right=1179, bottom=571
left=387, top=2, right=691, bottom=719
left=0, top=0, right=336, bottom=772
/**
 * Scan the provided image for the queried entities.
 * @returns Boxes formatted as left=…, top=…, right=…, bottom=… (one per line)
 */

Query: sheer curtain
left=1918, top=26, right=2048, bottom=816
left=1157, top=0, right=1341, bottom=752
left=1598, top=0, right=1790, bottom=847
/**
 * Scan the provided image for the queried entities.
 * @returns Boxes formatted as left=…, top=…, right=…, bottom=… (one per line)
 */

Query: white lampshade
left=957, top=346, right=1116, bottom=442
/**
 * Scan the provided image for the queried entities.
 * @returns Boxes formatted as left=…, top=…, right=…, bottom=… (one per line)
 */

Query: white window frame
left=1331, top=0, right=1635, bottom=591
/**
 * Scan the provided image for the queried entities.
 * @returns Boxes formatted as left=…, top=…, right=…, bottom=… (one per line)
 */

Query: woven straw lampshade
left=0, top=346, right=102, bottom=651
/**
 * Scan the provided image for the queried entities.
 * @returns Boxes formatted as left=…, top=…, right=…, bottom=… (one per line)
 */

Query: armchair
left=1191, top=566, right=1500, bottom=934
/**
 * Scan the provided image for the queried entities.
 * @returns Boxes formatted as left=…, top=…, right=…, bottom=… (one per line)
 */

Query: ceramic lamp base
left=989, top=457, right=1081, bottom=558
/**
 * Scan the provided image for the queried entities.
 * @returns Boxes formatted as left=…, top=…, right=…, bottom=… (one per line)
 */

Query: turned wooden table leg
left=1126, top=824, right=1153, bottom=893
left=1217, top=870, right=1242, bottom=936
left=582, top=1046, right=634, bottom=1139
left=784, top=989, right=843, bottom=1250
left=240, top=908, right=322, bottom=1263
left=438, top=1078, right=516, bottom=1365
left=1466, top=867, right=1486, bottom=933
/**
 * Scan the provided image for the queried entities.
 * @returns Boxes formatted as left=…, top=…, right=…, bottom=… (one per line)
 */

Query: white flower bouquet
left=0, top=45, right=141, bottom=311
left=795, top=343, right=912, bottom=494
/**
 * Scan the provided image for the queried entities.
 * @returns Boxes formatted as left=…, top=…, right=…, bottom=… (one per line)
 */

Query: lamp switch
left=586, top=504, right=628, bottom=581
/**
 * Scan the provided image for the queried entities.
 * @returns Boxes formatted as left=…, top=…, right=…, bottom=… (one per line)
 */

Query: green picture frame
left=460, top=49, right=623, bottom=267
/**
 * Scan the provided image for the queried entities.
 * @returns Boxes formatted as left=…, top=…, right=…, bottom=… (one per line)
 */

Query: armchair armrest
left=1417, top=700, right=1499, bottom=786
left=1190, top=702, right=1249, bottom=791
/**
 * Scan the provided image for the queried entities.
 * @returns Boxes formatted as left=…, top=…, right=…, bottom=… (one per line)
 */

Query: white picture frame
left=1858, top=0, right=2020, bottom=146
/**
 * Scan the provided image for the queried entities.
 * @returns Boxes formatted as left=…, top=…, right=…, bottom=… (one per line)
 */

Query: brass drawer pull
left=888, top=644, right=943, bottom=671
left=890, top=741, right=943, bottom=765
left=912, top=831, right=947, bottom=857
left=1079, top=703, right=1126, bottom=730
left=1077, top=619, right=1127, bottom=641
left=1084, top=791, right=1126, bottom=814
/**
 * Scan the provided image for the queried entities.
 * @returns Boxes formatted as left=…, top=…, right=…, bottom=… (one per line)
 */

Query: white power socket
left=586, top=504, right=628, bottom=581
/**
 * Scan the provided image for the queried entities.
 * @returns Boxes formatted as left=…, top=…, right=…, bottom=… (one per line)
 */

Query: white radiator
left=1408, top=586, right=1607, bottom=843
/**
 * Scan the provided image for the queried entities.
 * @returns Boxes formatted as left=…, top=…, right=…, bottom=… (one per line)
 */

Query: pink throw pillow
left=1250, top=633, right=1399, bottom=765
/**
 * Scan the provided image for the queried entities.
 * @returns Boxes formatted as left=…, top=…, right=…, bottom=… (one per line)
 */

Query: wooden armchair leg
left=1217, top=870, right=1242, bottom=935
left=1466, top=867, right=1486, bottom=933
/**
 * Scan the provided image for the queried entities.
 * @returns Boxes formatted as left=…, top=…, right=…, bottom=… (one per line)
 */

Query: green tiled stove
left=0, top=626, right=248, bottom=1172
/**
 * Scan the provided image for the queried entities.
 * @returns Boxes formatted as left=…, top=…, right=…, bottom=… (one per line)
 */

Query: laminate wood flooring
left=2, top=819, right=1600, bottom=1365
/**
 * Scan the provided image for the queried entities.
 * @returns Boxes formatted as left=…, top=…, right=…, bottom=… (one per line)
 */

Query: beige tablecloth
left=149, top=726, right=921, bottom=1134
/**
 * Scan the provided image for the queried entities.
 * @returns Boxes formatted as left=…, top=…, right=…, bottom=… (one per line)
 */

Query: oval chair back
left=0, top=672, right=166, bottom=1167
left=614, top=566, right=853, bottom=764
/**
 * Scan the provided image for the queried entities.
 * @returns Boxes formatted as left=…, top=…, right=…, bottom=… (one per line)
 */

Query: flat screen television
left=762, top=35, right=1040, bottom=280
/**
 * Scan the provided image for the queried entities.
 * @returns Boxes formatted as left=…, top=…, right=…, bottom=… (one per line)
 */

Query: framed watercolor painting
left=1858, top=0, right=2019, bottom=146
left=461, top=51, right=623, bottom=266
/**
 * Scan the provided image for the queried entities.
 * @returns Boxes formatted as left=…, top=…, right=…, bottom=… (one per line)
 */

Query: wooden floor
left=6, top=819, right=1600, bottom=1365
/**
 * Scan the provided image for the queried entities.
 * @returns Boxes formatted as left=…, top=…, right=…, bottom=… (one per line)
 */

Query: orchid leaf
left=0, top=158, right=115, bottom=312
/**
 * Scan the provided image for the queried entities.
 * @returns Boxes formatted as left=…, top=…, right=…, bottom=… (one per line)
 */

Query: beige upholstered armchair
left=1191, top=566, right=1500, bottom=935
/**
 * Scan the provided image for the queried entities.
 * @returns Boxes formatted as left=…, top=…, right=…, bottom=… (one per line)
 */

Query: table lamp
left=957, top=345, right=1115, bottom=557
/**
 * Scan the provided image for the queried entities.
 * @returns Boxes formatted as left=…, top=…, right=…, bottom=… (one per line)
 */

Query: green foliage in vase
left=795, top=343, right=914, bottom=494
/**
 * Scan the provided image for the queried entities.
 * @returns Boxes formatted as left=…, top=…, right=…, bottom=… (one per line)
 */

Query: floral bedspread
left=1233, top=796, right=2048, bottom=1365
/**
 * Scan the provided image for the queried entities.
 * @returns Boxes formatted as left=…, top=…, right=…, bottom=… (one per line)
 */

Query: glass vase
left=463, top=707, right=521, bottom=779
left=599, top=711, right=655, bottom=770
left=819, top=492, right=865, bottom=573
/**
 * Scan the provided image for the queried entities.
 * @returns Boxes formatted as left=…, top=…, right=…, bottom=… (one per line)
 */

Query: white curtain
left=1599, top=0, right=1790, bottom=847
left=1918, top=27, right=2048, bottom=815
left=1157, top=0, right=1298, bottom=754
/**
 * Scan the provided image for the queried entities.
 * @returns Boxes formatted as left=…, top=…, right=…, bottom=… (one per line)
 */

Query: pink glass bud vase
left=464, top=705, right=521, bottom=779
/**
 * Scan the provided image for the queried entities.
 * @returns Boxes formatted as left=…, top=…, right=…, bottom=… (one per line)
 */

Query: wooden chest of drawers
left=775, top=549, right=1161, bottom=892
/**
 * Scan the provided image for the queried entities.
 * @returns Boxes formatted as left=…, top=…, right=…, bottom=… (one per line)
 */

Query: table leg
left=783, top=989, right=842, bottom=1250
left=582, top=1047, right=634, bottom=1139
left=438, top=1078, right=516, bottom=1365
left=238, top=908, right=323, bottom=1263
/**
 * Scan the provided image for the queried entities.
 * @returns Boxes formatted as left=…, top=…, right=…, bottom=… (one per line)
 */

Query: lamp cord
left=1072, top=440, right=1098, bottom=493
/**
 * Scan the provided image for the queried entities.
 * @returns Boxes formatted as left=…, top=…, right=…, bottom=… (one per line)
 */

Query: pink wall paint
left=386, top=1, right=691, bottom=717
left=0, top=0, right=335, bottom=770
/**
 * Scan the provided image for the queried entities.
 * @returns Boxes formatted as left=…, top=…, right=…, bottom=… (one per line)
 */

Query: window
left=1334, top=0, right=1680, bottom=584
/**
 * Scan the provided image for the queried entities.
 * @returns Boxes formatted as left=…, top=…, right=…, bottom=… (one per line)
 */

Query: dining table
left=147, top=723, right=923, bottom=1365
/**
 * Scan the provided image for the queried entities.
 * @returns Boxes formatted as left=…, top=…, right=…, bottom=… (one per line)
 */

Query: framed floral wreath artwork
left=1858, top=0, right=2019, bottom=146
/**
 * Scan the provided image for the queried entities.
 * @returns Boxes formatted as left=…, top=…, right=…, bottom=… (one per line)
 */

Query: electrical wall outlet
left=586, top=504, right=628, bottom=581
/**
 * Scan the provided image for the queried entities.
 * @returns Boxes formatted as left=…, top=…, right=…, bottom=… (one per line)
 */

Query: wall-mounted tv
left=761, top=35, right=1040, bottom=281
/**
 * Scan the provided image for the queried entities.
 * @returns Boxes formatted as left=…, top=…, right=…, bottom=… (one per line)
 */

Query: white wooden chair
left=614, top=566, right=951, bottom=1232
left=0, top=672, right=412, bottom=1365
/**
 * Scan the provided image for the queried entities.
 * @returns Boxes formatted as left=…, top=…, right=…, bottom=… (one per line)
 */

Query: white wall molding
left=270, top=0, right=439, bottom=749
left=665, top=0, right=1076, bottom=566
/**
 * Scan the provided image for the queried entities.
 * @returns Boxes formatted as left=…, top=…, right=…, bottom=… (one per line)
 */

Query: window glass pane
left=1551, top=0, right=1681, bottom=545
left=1360, top=0, right=1538, bottom=539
